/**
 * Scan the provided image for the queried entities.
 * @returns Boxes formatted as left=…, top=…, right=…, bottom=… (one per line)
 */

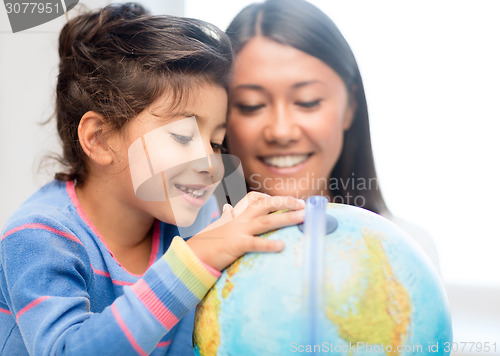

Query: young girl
left=0, top=4, right=304, bottom=355
left=224, top=0, right=440, bottom=268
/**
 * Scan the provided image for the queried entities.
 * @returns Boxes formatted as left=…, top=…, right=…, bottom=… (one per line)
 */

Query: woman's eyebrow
left=292, top=80, right=326, bottom=89
left=232, top=84, right=265, bottom=91
left=233, top=81, right=326, bottom=91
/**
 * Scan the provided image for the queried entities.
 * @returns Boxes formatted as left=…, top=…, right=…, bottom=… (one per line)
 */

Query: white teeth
left=263, top=154, right=309, bottom=168
left=176, top=184, right=206, bottom=199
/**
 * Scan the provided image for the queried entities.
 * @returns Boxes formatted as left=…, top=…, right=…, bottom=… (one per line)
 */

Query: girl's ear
left=78, top=111, right=114, bottom=166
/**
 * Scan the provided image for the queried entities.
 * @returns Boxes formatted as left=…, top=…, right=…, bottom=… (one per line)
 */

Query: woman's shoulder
left=382, top=212, right=441, bottom=272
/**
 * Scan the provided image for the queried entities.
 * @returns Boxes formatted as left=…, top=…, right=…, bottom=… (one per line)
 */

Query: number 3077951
left=5, top=2, right=62, bottom=14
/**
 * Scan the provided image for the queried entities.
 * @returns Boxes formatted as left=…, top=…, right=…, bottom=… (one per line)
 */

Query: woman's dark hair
left=225, top=0, right=388, bottom=214
left=55, top=2, right=233, bottom=185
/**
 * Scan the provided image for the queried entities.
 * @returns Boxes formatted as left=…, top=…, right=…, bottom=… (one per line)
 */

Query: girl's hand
left=187, top=192, right=305, bottom=271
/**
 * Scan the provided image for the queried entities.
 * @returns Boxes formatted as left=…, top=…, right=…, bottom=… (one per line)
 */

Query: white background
left=1, top=0, right=499, bottom=351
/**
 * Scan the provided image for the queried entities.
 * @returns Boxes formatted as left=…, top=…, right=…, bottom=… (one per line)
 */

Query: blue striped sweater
left=0, top=180, right=220, bottom=355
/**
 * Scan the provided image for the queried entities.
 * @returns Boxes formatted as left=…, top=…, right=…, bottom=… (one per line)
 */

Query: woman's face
left=227, top=37, right=355, bottom=200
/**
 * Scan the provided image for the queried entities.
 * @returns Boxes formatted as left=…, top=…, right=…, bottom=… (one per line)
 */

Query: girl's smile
left=109, top=83, right=227, bottom=227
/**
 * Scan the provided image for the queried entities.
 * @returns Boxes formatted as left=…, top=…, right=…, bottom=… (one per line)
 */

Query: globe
left=193, top=197, right=452, bottom=355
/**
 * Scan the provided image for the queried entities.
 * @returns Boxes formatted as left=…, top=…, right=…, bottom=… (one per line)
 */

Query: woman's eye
left=171, top=133, right=193, bottom=144
left=236, top=104, right=265, bottom=113
left=211, top=142, right=227, bottom=154
left=296, top=99, right=322, bottom=109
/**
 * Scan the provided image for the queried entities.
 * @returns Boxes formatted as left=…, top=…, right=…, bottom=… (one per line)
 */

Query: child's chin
left=173, top=210, right=200, bottom=228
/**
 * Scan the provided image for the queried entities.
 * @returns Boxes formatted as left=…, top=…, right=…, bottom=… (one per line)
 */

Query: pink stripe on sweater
left=91, top=266, right=111, bottom=278
left=66, top=181, right=160, bottom=277
left=131, top=279, right=178, bottom=330
left=147, top=221, right=161, bottom=268
left=111, top=279, right=135, bottom=286
left=1, top=223, right=82, bottom=245
left=0, top=307, right=12, bottom=315
left=16, top=296, right=50, bottom=321
left=210, top=208, right=220, bottom=221
left=91, top=265, right=134, bottom=286
left=111, top=304, right=147, bottom=356
left=157, top=340, right=171, bottom=347
left=200, top=259, right=222, bottom=278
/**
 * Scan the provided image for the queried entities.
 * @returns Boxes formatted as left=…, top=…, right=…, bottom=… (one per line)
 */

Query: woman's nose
left=263, top=105, right=300, bottom=145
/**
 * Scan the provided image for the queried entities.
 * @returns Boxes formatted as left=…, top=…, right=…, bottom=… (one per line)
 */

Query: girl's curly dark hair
left=55, top=3, right=233, bottom=185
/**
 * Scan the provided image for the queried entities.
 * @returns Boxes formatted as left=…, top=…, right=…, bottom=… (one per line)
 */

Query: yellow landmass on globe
left=222, top=257, right=242, bottom=298
left=195, top=253, right=255, bottom=355
left=325, top=230, right=412, bottom=355
left=194, top=286, right=221, bottom=355
left=222, top=234, right=268, bottom=299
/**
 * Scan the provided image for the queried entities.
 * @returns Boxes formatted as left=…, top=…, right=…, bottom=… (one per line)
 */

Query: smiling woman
left=227, top=37, right=355, bottom=202
left=225, top=0, right=390, bottom=218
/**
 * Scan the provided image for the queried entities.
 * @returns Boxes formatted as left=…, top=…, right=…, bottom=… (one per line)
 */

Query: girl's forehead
left=131, top=83, right=227, bottom=132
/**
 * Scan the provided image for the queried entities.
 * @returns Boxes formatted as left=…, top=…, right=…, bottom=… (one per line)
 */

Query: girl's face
left=227, top=37, right=355, bottom=200
left=110, top=83, right=227, bottom=226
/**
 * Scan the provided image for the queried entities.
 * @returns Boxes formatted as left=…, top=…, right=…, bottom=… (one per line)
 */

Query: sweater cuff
left=162, top=236, right=220, bottom=300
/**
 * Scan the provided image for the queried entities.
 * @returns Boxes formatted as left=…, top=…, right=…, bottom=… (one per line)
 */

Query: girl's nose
left=263, top=105, right=300, bottom=145
left=190, top=143, right=212, bottom=173
left=190, top=142, right=223, bottom=183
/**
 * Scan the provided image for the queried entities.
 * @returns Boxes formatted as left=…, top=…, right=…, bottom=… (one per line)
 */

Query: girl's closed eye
left=171, top=133, right=193, bottom=144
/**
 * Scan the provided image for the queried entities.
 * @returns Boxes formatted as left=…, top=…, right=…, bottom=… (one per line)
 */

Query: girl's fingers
left=222, top=203, right=233, bottom=214
left=198, top=203, right=235, bottom=233
left=242, top=193, right=306, bottom=216
left=239, top=235, right=285, bottom=253
left=248, top=208, right=305, bottom=236
left=218, top=203, right=235, bottom=223
left=231, top=191, right=267, bottom=217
